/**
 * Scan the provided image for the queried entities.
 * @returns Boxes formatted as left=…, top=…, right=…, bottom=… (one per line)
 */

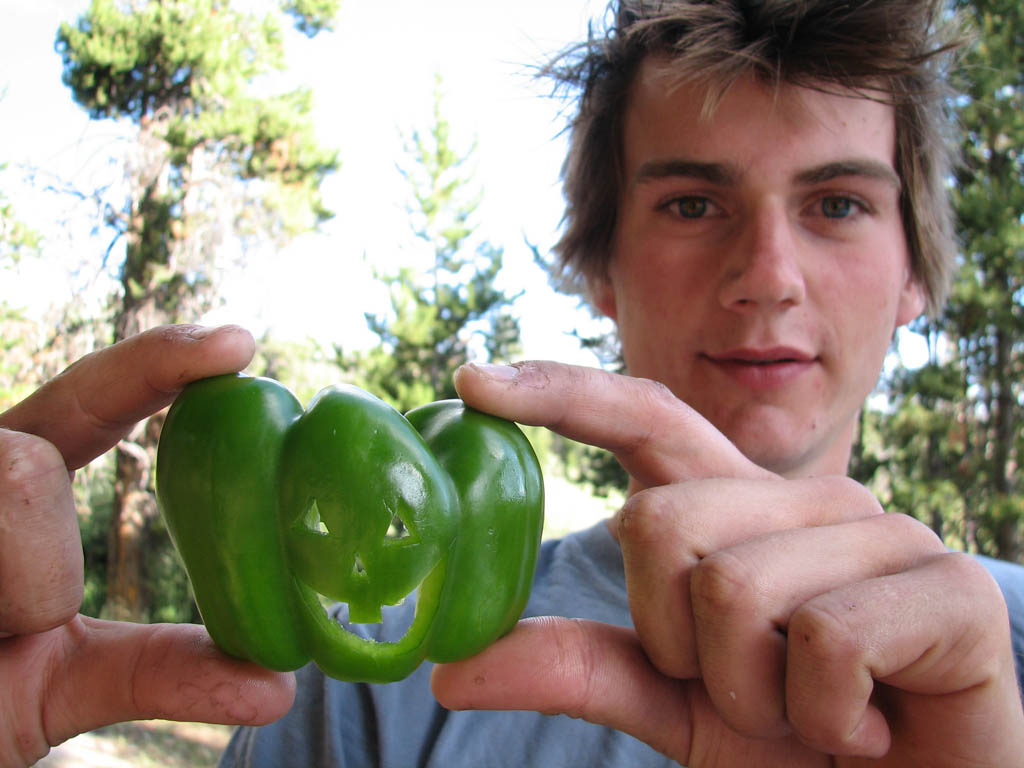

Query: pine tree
left=0, top=166, right=43, bottom=410
left=945, top=0, right=1024, bottom=561
left=341, top=82, right=521, bottom=413
left=862, top=0, right=1024, bottom=563
left=56, top=0, right=340, bottom=619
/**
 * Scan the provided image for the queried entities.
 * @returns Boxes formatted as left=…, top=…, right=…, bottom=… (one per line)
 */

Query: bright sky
left=0, top=0, right=930, bottom=370
left=1, top=0, right=614, bottom=365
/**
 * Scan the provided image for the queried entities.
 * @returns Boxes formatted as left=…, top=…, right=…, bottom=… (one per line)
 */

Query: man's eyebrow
left=794, top=159, right=902, bottom=190
left=631, top=157, right=902, bottom=193
left=632, top=159, right=737, bottom=187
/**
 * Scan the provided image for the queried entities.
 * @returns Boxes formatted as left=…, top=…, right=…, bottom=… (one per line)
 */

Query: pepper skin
left=155, top=373, right=544, bottom=683
left=405, top=400, right=544, bottom=663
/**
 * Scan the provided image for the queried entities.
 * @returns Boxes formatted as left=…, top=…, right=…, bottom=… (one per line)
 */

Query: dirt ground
left=33, top=720, right=233, bottom=768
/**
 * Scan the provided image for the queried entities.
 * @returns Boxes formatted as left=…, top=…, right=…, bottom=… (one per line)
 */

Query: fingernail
left=185, top=324, right=217, bottom=339
left=186, top=323, right=244, bottom=340
left=471, top=362, right=519, bottom=381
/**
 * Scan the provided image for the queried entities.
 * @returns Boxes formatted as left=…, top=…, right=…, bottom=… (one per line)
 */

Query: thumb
left=454, top=361, right=772, bottom=488
left=0, top=324, right=255, bottom=470
left=45, top=618, right=295, bottom=745
left=431, top=616, right=694, bottom=763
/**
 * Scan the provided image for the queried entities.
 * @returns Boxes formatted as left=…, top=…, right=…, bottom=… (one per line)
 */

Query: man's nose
left=717, top=205, right=807, bottom=311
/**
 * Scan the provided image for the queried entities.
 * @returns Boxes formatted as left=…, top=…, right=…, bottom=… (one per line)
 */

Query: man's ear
left=590, top=274, right=618, bottom=322
left=895, top=272, right=926, bottom=328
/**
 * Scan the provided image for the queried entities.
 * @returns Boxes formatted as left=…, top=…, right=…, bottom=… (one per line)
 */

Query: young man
left=1, top=1, right=1022, bottom=766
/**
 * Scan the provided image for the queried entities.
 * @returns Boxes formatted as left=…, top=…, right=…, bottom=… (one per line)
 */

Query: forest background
left=1, top=0, right=1022, bottom=634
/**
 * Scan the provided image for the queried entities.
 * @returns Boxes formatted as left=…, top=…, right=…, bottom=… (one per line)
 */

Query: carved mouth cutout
left=289, top=497, right=433, bottom=625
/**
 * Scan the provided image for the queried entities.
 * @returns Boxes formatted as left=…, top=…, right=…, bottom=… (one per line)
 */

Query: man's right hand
left=434, top=360, right=1024, bottom=767
left=0, top=325, right=296, bottom=768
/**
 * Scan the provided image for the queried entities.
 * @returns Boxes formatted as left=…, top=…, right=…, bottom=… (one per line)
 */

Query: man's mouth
left=702, top=348, right=817, bottom=387
left=710, top=347, right=814, bottom=364
left=738, top=357, right=799, bottom=365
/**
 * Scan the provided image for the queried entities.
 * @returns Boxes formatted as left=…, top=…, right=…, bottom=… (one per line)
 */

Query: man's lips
left=707, top=347, right=816, bottom=365
left=701, top=348, right=817, bottom=388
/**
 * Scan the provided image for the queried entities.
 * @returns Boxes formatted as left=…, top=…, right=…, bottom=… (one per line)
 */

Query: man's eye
left=670, top=197, right=709, bottom=218
left=821, top=196, right=855, bottom=219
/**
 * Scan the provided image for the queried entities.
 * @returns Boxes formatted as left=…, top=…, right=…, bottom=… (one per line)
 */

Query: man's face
left=594, top=64, right=924, bottom=478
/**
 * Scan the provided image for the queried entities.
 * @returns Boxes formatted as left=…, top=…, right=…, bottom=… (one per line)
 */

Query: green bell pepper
left=155, top=373, right=544, bottom=683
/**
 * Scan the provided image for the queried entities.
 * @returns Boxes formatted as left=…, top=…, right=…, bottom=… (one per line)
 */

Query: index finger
left=454, top=361, right=772, bottom=488
left=0, top=324, right=255, bottom=470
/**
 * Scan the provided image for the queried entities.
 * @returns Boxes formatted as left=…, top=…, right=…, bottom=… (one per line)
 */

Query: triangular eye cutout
left=383, top=501, right=418, bottom=544
left=303, top=499, right=329, bottom=535
left=386, top=513, right=412, bottom=540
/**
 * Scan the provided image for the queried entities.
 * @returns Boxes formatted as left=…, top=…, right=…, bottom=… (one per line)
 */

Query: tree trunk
left=104, top=429, right=154, bottom=620
left=991, top=322, right=1021, bottom=561
left=103, top=303, right=162, bottom=621
left=102, top=300, right=165, bottom=621
left=101, top=117, right=170, bottom=622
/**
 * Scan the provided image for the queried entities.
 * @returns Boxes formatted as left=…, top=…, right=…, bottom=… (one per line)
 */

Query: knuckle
left=130, top=621, right=199, bottom=716
left=616, top=488, right=702, bottom=679
left=633, top=376, right=678, bottom=408
left=936, top=555, right=1012, bottom=676
left=936, top=552, right=1007, bottom=614
left=569, top=621, right=604, bottom=720
left=531, top=360, right=594, bottom=396
left=0, top=430, right=81, bottom=635
left=616, top=376, right=679, bottom=454
left=616, top=487, right=679, bottom=545
left=784, top=601, right=871, bottom=748
left=537, top=617, right=600, bottom=720
left=145, top=323, right=205, bottom=349
left=823, top=475, right=884, bottom=519
left=937, top=549, right=990, bottom=582
left=0, top=430, right=65, bottom=500
left=691, top=549, right=758, bottom=619
left=507, top=361, right=580, bottom=429
left=788, top=597, right=864, bottom=671
left=147, top=325, right=209, bottom=389
left=874, top=511, right=947, bottom=555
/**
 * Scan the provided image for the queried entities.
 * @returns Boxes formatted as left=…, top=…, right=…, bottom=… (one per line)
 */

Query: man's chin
left=726, top=423, right=836, bottom=479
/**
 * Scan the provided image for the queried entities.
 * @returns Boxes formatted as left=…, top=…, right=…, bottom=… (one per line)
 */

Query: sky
left=0, top=0, right=929, bottom=371
left=0, top=0, right=614, bottom=365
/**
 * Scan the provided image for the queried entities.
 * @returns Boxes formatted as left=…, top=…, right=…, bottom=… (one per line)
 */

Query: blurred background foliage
left=847, top=0, right=1024, bottom=564
left=1, top=0, right=1023, bottom=626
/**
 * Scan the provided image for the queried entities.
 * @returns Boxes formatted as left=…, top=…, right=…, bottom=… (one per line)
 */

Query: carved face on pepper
left=155, top=374, right=544, bottom=683
left=279, top=386, right=460, bottom=625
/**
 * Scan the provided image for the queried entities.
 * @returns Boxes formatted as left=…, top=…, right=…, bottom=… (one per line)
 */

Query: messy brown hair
left=545, top=0, right=964, bottom=315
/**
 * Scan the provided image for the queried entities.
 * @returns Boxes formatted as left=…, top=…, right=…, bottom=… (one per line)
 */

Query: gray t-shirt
left=220, top=522, right=1024, bottom=768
